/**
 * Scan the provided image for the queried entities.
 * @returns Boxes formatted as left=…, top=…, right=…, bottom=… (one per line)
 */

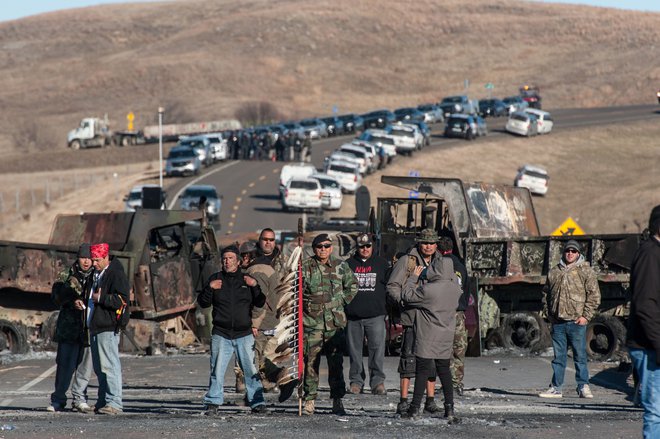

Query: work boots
left=302, top=399, right=315, bottom=416
left=423, top=399, right=442, bottom=414
left=444, top=403, right=460, bottom=424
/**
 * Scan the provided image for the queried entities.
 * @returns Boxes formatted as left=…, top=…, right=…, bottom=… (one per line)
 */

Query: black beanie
left=78, top=243, right=91, bottom=258
left=221, top=245, right=240, bottom=257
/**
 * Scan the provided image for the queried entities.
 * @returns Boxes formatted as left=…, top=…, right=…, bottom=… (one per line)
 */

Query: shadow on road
left=251, top=194, right=280, bottom=201
left=479, top=387, right=539, bottom=397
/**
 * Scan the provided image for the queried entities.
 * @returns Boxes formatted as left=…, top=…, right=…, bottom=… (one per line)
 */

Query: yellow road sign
left=551, top=217, right=585, bottom=236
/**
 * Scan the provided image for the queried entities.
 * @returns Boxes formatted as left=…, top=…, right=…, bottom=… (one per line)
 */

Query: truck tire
left=500, top=312, right=550, bottom=352
left=121, top=136, right=130, bottom=147
left=70, top=140, right=81, bottom=150
left=0, top=319, right=28, bottom=354
left=586, top=315, right=626, bottom=361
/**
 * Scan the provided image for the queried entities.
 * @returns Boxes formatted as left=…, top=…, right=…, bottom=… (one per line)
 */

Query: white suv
left=514, top=164, right=549, bottom=196
left=282, top=178, right=323, bottom=211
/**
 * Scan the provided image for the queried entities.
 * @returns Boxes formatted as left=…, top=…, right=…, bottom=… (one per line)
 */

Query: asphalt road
left=0, top=352, right=643, bottom=438
left=163, top=104, right=659, bottom=236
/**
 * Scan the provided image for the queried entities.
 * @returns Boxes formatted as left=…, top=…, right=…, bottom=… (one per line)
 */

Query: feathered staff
left=270, top=218, right=304, bottom=415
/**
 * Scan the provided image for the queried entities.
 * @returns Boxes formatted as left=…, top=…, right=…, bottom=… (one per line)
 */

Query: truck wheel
left=121, top=136, right=130, bottom=147
left=500, top=312, right=550, bottom=352
left=586, top=315, right=625, bottom=361
left=0, top=319, right=28, bottom=354
left=70, top=140, right=81, bottom=150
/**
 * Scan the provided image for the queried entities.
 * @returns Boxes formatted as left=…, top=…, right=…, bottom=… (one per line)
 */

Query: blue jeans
left=91, top=332, right=122, bottom=410
left=629, top=348, right=660, bottom=438
left=550, top=321, right=590, bottom=390
left=50, top=342, right=92, bottom=407
left=203, top=334, right=265, bottom=409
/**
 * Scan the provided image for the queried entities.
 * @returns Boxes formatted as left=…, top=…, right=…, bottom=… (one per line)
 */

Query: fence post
left=15, top=189, right=20, bottom=212
left=45, top=180, right=50, bottom=205
left=0, top=192, right=4, bottom=213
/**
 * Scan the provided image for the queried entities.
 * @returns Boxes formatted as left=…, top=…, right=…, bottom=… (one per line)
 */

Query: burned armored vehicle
left=0, top=209, right=219, bottom=354
left=374, top=176, right=639, bottom=360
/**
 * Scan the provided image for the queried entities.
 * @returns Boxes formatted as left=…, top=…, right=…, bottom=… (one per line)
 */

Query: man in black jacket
left=89, top=243, right=129, bottom=415
left=628, top=205, right=660, bottom=438
left=199, top=245, right=267, bottom=414
left=346, top=233, right=390, bottom=396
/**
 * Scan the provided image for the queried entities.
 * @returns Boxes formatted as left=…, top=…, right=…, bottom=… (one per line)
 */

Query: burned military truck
left=375, top=176, right=639, bottom=360
left=0, top=209, right=219, bottom=354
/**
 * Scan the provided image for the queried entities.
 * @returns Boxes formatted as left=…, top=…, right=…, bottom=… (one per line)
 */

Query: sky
left=0, top=0, right=658, bottom=23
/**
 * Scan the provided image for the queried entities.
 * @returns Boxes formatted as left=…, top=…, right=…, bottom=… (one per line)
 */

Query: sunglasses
left=358, top=244, right=372, bottom=249
left=260, top=237, right=275, bottom=242
left=565, top=249, right=579, bottom=254
left=419, top=242, right=436, bottom=245
left=314, top=244, right=332, bottom=249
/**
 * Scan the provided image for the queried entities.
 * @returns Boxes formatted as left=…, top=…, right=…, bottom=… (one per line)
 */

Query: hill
left=0, top=0, right=659, bottom=155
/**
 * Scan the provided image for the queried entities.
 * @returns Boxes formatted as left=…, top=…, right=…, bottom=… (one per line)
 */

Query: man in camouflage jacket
left=539, top=239, right=601, bottom=399
left=48, top=244, right=95, bottom=413
left=301, top=233, right=357, bottom=416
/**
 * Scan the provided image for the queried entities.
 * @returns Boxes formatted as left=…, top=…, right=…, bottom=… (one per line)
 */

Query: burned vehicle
left=373, top=176, right=638, bottom=360
left=0, top=209, right=219, bottom=354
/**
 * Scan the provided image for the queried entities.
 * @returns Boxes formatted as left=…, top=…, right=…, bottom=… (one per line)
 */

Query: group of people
left=47, top=204, right=660, bottom=434
left=226, top=131, right=312, bottom=162
left=48, top=242, right=129, bottom=415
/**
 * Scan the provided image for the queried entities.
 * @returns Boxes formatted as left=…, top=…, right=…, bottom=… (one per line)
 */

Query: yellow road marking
left=249, top=182, right=255, bottom=188
left=259, top=175, right=266, bottom=181
left=236, top=197, right=242, bottom=203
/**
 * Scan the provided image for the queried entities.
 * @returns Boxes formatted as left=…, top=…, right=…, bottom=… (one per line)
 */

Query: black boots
left=444, top=403, right=460, bottom=424
left=332, top=398, right=346, bottom=416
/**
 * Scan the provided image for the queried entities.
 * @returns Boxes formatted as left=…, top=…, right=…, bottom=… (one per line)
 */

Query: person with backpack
left=89, top=242, right=130, bottom=415
left=538, top=239, right=601, bottom=399
left=386, top=228, right=443, bottom=415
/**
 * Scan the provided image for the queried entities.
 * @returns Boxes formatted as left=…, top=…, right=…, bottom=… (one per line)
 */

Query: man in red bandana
left=89, top=243, right=129, bottom=415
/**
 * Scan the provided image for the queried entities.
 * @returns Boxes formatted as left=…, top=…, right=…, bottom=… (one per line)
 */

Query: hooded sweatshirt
left=345, top=252, right=390, bottom=320
left=542, top=254, right=601, bottom=322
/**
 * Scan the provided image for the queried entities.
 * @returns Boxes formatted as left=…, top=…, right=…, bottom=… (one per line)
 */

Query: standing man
left=387, top=228, right=443, bottom=415
left=89, top=243, right=129, bottom=415
left=438, top=236, right=469, bottom=396
left=199, top=245, right=267, bottom=414
left=627, top=205, right=660, bottom=438
left=47, top=243, right=95, bottom=413
left=539, top=240, right=601, bottom=399
left=301, top=234, right=358, bottom=416
left=345, top=233, right=390, bottom=395
left=254, top=228, right=285, bottom=275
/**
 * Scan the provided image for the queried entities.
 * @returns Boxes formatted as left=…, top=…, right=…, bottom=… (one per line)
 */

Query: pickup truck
left=374, top=176, right=638, bottom=360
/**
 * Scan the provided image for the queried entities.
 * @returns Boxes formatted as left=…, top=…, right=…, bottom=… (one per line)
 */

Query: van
left=279, top=163, right=317, bottom=195
left=505, top=111, right=538, bottom=137
left=524, top=109, right=554, bottom=134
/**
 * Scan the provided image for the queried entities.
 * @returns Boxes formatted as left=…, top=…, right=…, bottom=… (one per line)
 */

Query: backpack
left=114, top=294, right=130, bottom=333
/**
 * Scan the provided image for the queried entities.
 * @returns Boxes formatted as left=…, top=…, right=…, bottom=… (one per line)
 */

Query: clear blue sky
left=0, top=0, right=658, bottom=23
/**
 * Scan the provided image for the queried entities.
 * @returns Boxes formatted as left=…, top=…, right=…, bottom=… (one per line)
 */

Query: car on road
left=357, top=130, right=397, bottom=163
left=178, top=137, right=213, bottom=167
left=361, top=109, right=396, bottom=129
left=325, top=160, right=362, bottom=193
left=281, top=121, right=306, bottom=138
left=400, top=120, right=432, bottom=147
left=124, top=184, right=163, bottom=211
left=165, top=146, right=202, bottom=177
left=502, top=96, right=529, bottom=115
left=310, top=173, right=343, bottom=210
left=386, top=123, right=424, bottom=154
left=393, top=107, right=426, bottom=123
left=279, top=163, right=317, bottom=195
left=281, top=177, right=323, bottom=212
left=505, top=111, right=539, bottom=137
left=339, top=143, right=377, bottom=174
left=203, top=133, right=229, bottom=162
left=417, top=103, right=445, bottom=124
left=337, top=114, right=364, bottom=134
left=438, top=95, right=477, bottom=116
left=479, top=99, right=507, bottom=118
left=524, top=108, right=554, bottom=134
left=444, top=114, right=486, bottom=140
left=178, top=184, right=222, bottom=220
left=320, top=116, right=345, bottom=136
left=299, top=118, right=328, bottom=139
left=514, top=164, right=549, bottom=196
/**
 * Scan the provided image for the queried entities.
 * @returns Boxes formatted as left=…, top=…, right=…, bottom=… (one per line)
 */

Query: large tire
left=586, top=315, right=626, bottom=361
left=70, top=140, right=81, bottom=150
left=500, top=312, right=551, bottom=352
left=120, top=136, right=130, bottom=147
left=0, top=319, right=29, bottom=354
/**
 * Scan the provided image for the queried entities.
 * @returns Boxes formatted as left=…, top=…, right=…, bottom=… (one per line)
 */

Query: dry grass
left=338, top=120, right=660, bottom=235
left=0, top=0, right=659, bottom=154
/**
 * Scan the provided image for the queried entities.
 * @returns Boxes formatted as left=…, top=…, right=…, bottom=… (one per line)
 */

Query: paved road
left=163, top=104, right=659, bottom=235
left=0, top=352, right=642, bottom=438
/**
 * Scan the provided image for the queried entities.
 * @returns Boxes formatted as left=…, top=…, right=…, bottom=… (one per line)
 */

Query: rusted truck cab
left=0, top=209, right=219, bottom=354
left=377, top=176, right=638, bottom=360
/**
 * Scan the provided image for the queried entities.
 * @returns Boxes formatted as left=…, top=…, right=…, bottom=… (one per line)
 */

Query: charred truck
left=0, top=209, right=219, bottom=354
left=373, top=176, right=638, bottom=360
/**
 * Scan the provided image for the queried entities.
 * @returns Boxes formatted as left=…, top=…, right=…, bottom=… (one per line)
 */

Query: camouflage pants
left=303, top=329, right=346, bottom=401
left=451, top=311, right=467, bottom=388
